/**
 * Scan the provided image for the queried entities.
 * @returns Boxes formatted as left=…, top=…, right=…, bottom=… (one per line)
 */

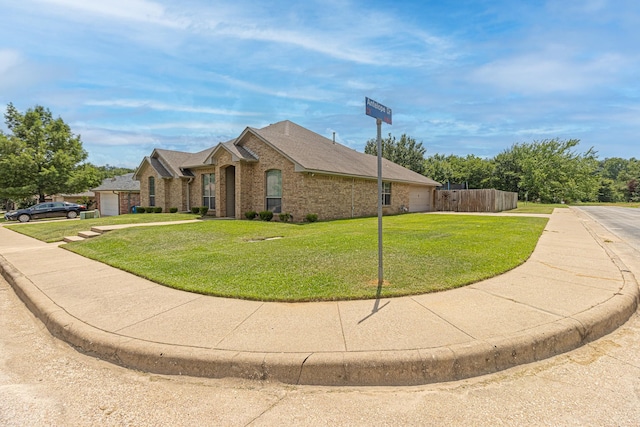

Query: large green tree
left=493, top=139, right=599, bottom=203
left=423, top=154, right=494, bottom=189
left=598, top=157, right=640, bottom=202
left=0, top=103, right=101, bottom=203
left=364, top=133, right=426, bottom=174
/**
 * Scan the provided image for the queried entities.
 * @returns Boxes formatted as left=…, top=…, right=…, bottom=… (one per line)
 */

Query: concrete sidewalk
left=0, top=208, right=638, bottom=386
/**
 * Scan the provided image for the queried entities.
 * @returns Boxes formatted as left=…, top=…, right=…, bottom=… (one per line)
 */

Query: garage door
left=100, top=193, right=119, bottom=216
left=409, top=186, right=430, bottom=212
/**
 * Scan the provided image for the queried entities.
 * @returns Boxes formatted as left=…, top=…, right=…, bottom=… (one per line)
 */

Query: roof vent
left=333, top=132, right=336, bottom=144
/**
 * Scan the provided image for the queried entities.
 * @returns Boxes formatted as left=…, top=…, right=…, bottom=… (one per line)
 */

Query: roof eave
left=132, top=156, right=151, bottom=180
left=297, top=166, right=439, bottom=186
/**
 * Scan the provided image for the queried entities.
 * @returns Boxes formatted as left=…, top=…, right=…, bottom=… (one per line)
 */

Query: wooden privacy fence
left=435, top=189, right=518, bottom=213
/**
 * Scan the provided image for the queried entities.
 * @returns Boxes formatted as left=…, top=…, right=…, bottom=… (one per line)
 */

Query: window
left=202, top=173, right=215, bottom=209
left=148, top=176, right=155, bottom=206
left=382, top=182, right=391, bottom=206
left=265, top=169, right=282, bottom=213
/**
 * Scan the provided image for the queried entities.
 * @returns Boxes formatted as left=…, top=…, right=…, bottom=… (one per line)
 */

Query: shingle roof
left=92, top=173, right=140, bottom=192
left=138, top=120, right=440, bottom=187
left=149, top=156, right=172, bottom=178
left=249, top=121, right=440, bottom=186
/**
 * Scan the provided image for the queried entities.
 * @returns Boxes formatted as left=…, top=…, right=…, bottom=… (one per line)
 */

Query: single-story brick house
left=93, top=173, right=141, bottom=216
left=133, top=120, right=440, bottom=221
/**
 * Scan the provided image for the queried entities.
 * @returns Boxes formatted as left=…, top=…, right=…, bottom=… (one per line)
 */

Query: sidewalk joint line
left=336, top=302, right=349, bottom=351
left=410, top=296, right=476, bottom=340
left=213, top=303, right=265, bottom=347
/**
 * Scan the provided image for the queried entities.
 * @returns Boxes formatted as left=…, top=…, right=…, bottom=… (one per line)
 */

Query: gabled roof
left=92, top=173, right=140, bottom=192
left=246, top=121, right=440, bottom=186
left=204, top=139, right=257, bottom=164
left=134, top=120, right=440, bottom=187
left=133, top=147, right=214, bottom=180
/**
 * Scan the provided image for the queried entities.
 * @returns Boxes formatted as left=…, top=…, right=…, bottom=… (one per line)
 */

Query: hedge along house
left=134, top=120, right=440, bottom=221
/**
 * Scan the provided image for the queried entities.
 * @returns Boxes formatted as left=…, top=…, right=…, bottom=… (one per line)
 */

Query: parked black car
left=4, top=202, right=87, bottom=222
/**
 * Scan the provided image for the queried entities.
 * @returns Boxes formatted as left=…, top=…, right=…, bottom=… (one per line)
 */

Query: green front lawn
left=64, top=214, right=548, bottom=302
left=508, top=201, right=640, bottom=214
left=507, top=202, right=569, bottom=214
left=5, top=213, right=199, bottom=243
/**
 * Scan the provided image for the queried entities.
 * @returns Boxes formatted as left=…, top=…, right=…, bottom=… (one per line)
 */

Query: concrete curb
left=1, top=212, right=638, bottom=386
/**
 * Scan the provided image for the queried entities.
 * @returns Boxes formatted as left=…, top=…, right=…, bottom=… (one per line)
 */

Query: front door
left=225, top=166, right=236, bottom=218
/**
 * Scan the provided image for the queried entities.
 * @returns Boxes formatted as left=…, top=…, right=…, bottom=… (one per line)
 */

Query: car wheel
left=18, top=214, right=30, bottom=223
left=67, top=211, right=78, bottom=219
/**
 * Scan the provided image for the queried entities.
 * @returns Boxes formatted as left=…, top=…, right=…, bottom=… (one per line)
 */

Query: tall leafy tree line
left=367, top=133, right=639, bottom=203
left=2, top=103, right=637, bottom=209
left=0, top=104, right=133, bottom=209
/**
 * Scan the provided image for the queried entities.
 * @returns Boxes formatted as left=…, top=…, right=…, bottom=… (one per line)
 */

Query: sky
left=1, top=0, right=638, bottom=168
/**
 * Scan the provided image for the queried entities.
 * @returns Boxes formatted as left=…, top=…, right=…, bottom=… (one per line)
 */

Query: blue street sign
left=365, top=97, right=392, bottom=125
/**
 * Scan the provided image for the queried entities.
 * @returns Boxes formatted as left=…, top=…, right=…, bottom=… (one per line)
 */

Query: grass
left=63, top=213, right=548, bottom=302
left=507, top=202, right=569, bottom=214
left=507, top=201, right=640, bottom=214
left=4, top=213, right=199, bottom=243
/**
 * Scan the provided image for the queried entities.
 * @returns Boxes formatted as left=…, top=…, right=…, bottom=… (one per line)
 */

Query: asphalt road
left=577, top=206, right=640, bottom=251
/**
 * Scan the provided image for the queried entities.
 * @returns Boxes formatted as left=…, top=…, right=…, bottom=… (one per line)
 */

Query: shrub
left=169, top=207, right=178, bottom=213
left=154, top=207, right=163, bottom=213
left=258, top=210, right=273, bottom=221
left=200, top=206, right=209, bottom=216
left=77, top=195, right=96, bottom=210
left=278, top=212, right=292, bottom=222
left=305, top=213, right=318, bottom=223
left=191, top=207, right=200, bottom=214
left=245, top=210, right=257, bottom=220
left=145, top=207, right=154, bottom=213
left=136, top=207, right=146, bottom=213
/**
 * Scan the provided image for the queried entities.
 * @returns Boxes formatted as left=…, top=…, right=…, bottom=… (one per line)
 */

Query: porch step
left=78, top=230, right=101, bottom=239
left=63, top=235, right=85, bottom=243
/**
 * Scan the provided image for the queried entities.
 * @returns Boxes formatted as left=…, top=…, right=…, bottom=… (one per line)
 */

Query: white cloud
left=84, top=99, right=261, bottom=116
left=472, top=51, right=627, bottom=95
left=0, top=49, right=22, bottom=74
left=211, top=74, right=339, bottom=102
left=36, top=0, right=189, bottom=28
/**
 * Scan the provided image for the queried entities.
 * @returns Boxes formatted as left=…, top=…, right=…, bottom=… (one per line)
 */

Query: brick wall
left=215, top=151, right=233, bottom=217
left=137, top=161, right=188, bottom=212
left=142, top=137, right=432, bottom=222
left=119, top=192, right=140, bottom=214
left=291, top=173, right=411, bottom=221
left=240, top=134, right=297, bottom=216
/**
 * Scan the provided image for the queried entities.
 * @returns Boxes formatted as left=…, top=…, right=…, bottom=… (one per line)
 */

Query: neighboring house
left=134, top=120, right=440, bottom=221
left=52, top=191, right=95, bottom=205
left=92, top=173, right=141, bottom=216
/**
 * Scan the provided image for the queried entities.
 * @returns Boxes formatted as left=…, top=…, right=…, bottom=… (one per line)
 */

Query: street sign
left=365, top=97, right=392, bottom=125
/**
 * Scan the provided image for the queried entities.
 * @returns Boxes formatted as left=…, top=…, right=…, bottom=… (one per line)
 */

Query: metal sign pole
left=365, top=97, right=392, bottom=290
left=376, top=118, right=383, bottom=287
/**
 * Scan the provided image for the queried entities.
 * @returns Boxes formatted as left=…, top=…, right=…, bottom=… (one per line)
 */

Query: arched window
left=148, top=176, right=156, bottom=206
left=265, top=169, right=282, bottom=213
